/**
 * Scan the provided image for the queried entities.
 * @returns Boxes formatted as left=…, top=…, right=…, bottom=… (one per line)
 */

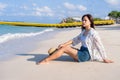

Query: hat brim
left=48, top=48, right=57, bottom=55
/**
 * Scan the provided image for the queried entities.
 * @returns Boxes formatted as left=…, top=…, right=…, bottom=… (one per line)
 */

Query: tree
left=94, top=18, right=102, bottom=21
left=108, top=11, right=120, bottom=23
left=65, top=17, right=75, bottom=23
left=60, top=17, right=76, bottom=23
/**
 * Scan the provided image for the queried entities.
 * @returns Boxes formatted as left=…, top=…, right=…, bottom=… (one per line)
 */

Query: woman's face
left=82, top=16, right=91, bottom=28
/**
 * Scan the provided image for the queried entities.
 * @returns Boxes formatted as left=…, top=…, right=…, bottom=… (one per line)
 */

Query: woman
left=37, top=14, right=113, bottom=64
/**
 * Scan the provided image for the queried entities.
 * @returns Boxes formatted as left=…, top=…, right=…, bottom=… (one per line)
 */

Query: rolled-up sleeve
left=93, top=32, right=107, bottom=59
left=72, top=34, right=81, bottom=46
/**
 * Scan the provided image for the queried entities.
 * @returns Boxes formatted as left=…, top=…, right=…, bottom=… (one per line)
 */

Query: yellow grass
left=0, top=20, right=115, bottom=28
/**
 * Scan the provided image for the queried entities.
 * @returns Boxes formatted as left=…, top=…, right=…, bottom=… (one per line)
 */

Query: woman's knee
left=58, top=45, right=70, bottom=52
left=62, top=45, right=74, bottom=53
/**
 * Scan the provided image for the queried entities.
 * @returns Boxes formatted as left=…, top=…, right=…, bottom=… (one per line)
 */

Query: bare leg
left=37, top=45, right=78, bottom=64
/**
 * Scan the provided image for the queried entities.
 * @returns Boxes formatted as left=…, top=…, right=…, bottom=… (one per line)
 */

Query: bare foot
left=36, top=60, right=49, bottom=65
left=103, top=59, right=113, bottom=63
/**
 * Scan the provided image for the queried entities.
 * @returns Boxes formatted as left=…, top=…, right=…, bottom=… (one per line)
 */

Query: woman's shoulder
left=90, top=28, right=97, bottom=34
left=89, top=28, right=99, bottom=36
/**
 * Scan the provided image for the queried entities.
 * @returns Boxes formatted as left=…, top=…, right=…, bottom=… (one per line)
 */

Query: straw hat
left=48, top=48, right=57, bottom=55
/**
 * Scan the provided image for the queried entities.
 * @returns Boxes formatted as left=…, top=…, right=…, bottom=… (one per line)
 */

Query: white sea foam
left=0, top=28, right=54, bottom=43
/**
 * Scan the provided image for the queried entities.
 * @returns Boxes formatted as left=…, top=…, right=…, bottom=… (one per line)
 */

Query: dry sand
left=0, top=25, right=120, bottom=80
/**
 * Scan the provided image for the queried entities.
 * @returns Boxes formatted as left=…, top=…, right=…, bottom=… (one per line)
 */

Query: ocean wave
left=0, top=28, right=54, bottom=44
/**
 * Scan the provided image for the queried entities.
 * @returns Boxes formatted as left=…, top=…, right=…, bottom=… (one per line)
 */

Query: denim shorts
left=77, top=46, right=91, bottom=62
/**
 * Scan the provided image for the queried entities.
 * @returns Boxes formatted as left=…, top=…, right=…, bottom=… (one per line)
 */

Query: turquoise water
left=0, top=25, right=57, bottom=61
left=0, top=25, right=49, bottom=35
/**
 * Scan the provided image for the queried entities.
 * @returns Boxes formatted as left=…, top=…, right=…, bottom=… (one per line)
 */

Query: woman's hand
left=103, top=59, right=113, bottom=63
left=58, top=44, right=66, bottom=49
left=58, top=40, right=73, bottom=49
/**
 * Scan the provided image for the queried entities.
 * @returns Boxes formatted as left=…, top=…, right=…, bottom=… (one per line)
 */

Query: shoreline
left=0, top=25, right=120, bottom=80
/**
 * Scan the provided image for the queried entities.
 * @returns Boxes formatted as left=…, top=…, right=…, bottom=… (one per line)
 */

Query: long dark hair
left=81, top=14, right=95, bottom=30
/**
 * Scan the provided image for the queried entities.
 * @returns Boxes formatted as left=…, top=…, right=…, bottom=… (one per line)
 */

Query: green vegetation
left=60, top=17, right=76, bottom=23
left=108, top=11, right=120, bottom=23
left=94, top=18, right=103, bottom=21
left=64, top=17, right=75, bottom=23
left=108, top=11, right=120, bottom=19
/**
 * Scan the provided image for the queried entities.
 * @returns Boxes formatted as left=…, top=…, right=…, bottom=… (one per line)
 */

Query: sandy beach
left=0, top=24, right=120, bottom=80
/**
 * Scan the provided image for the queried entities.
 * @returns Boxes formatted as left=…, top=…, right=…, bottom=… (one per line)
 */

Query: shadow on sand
left=17, top=53, right=75, bottom=64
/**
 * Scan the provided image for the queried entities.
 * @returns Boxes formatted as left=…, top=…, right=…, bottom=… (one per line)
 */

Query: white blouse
left=72, top=28, right=107, bottom=61
left=80, top=32, right=87, bottom=47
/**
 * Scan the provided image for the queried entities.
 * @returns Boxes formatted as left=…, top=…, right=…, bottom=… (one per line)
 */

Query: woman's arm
left=58, top=40, right=73, bottom=49
left=58, top=34, right=81, bottom=49
left=93, top=32, right=113, bottom=63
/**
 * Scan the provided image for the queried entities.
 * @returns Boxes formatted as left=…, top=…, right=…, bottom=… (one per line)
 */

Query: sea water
left=0, top=25, right=57, bottom=61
